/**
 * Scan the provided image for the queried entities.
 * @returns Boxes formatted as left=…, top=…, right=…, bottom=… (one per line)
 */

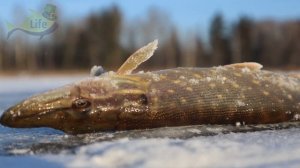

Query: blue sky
left=0, top=0, right=300, bottom=35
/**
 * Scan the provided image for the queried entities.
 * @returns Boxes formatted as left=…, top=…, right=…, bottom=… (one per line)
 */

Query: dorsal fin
left=117, top=40, right=158, bottom=75
left=225, top=62, right=263, bottom=71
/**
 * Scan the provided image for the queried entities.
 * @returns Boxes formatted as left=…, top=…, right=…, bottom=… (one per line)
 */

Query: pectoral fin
left=117, top=40, right=158, bottom=75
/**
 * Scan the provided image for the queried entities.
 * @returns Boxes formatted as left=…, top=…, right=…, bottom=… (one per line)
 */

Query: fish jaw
left=0, top=85, right=77, bottom=129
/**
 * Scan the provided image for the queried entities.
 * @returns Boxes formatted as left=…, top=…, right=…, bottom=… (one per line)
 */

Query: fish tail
left=6, top=22, right=18, bottom=39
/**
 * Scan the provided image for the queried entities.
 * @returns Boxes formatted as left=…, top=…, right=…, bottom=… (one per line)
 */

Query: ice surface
left=1, top=75, right=300, bottom=168
left=54, top=129, right=300, bottom=168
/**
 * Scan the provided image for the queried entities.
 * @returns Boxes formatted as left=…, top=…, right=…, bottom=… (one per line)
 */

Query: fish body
left=0, top=40, right=299, bottom=134
left=129, top=66, right=300, bottom=128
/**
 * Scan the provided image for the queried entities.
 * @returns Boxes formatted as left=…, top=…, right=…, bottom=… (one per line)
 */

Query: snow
left=151, top=73, right=161, bottom=81
left=236, top=100, right=246, bottom=107
left=1, top=75, right=300, bottom=168
left=57, top=130, right=300, bottom=168
left=241, top=67, right=251, bottom=73
left=188, top=78, right=199, bottom=85
left=206, top=77, right=212, bottom=82
left=90, top=65, right=105, bottom=77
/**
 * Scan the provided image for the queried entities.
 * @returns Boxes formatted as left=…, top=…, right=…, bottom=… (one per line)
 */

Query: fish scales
left=115, top=67, right=300, bottom=130
left=1, top=40, right=299, bottom=134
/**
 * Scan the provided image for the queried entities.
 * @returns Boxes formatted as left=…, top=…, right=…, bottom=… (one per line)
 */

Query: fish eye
left=72, top=98, right=91, bottom=109
left=140, top=94, right=148, bottom=105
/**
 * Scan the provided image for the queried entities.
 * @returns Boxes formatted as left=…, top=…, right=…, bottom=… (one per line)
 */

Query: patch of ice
left=206, top=77, right=212, bottom=82
left=286, top=111, right=292, bottom=114
left=294, top=114, right=300, bottom=120
left=151, top=74, right=161, bottom=82
left=189, top=79, right=199, bottom=85
left=9, top=110, right=14, bottom=115
left=215, top=66, right=226, bottom=72
left=236, top=100, right=246, bottom=107
left=241, top=67, right=251, bottom=73
left=216, top=75, right=227, bottom=84
left=90, top=65, right=105, bottom=77
left=8, top=149, right=32, bottom=155
left=42, top=129, right=300, bottom=168
left=268, top=73, right=299, bottom=92
left=188, top=129, right=202, bottom=134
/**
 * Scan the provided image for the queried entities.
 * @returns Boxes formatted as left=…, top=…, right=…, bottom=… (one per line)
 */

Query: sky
left=0, top=0, right=300, bottom=36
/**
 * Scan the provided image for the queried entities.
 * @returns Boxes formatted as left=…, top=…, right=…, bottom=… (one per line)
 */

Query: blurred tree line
left=0, top=6, right=300, bottom=72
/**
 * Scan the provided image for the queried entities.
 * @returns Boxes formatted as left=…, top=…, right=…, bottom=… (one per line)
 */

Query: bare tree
left=209, top=14, right=231, bottom=65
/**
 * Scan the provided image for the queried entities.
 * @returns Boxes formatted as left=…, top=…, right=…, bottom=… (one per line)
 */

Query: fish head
left=0, top=84, right=81, bottom=133
left=0, top=75, right=149, bottom=134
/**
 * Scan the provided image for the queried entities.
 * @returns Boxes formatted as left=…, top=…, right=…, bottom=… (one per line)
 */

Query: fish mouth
left=0, top=109, right=11, bottom=127
left=0, top=85, right=75, bottom=128
left=0, top=106, right=69, bottom=128
left=0, top=106, right=26, bottom=127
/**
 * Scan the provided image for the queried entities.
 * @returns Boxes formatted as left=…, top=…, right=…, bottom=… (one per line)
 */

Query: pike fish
left=0, top=40, right=300, bottom=134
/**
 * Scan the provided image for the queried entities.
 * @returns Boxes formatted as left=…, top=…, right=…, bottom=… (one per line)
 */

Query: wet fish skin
left=0, top=40, right=299, bottom=134
left=115, top=66, right=300, bottom=130
left=141, top=67, right=300, bottom=128
left=0, top=65, right=299, bottom=134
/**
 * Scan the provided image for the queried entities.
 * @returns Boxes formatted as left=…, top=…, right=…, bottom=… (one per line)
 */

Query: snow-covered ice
left=1, top=75, right=300, bottom=168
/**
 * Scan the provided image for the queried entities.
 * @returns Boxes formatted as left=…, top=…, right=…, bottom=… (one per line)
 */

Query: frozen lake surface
left=1, top=75, right=300, bottom=168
